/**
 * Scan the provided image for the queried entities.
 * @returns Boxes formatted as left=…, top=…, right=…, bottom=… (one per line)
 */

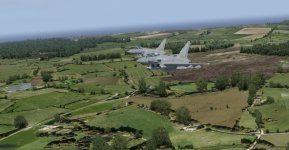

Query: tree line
left=138, top=78, right=168, bottom=97
left=80, top=53, right=121, bottom=61
left=5, top=73, right=30, bottom=84
left=190, top=40, right=234, bottom=53
left=195, top=71, right=266, bottom=106
left=0, top=36, right=130, bottom=59
left=240, top=41, right=289, bottom=56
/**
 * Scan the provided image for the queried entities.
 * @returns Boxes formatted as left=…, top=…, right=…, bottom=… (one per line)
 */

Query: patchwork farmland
left=0, top=23, right=289, bottom=150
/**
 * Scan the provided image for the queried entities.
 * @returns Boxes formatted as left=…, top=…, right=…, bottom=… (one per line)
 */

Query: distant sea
left=0, top=15, right=288, bottom=43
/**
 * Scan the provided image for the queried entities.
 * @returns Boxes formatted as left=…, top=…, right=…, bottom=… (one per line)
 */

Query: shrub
left=266, top=96, right=275, bottom=104
left=176, top=107, right=191, bottom=125
left=150, top=100, right=171, bottom=115
left=151, top=127, right=172, bottom=148
left=196, top=77, right=208, bottom=93
left=241, top=138, right=253, bottom=144
left=157, top=81, right=167, bottom=97
left=138, top=78, right=147, bottom=94
left=14, top=115, right=28, bottom=129
left=215, top=76, right=229, bottom=91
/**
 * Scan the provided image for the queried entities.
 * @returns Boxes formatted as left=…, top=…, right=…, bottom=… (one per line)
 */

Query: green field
left=0, top=99, right=13, bottom=112
left=53, top=63, right=111, bottom=77
left=252, top=88, right=289, bottom=132
left=261, top=134, right=289, bottom=147
left=0, top=107, right=66, bottom=126
left=238, top=111, right=257, bottom=129
left=170, top=27, right=246, bottom=42
left=170, top=82, right=215, bottom=95
left=71, top=99, right=125, bottom=116
left=268, top=73, right=289, bottom=86
left=0, top=128, right=38, bottom=148
left=105, top=61, right=138, bottom=70
left=86, top=106, right=174, bottom=138
left=145, top=76, right=161, bottom=87
left=0, top=63, right=33, bottom=81
left=64, top=94, right=109, bottom=110
left=170, top=129, right=255, bottom=148
left=7, top=88, right=62, bottom=99
left=7, top=91, right=88, bottom=112
left=75, top=47, right=126, bottom=56
left=73, top=83, right=132, bottom=95
left=251, top=32, right=289, bottom=44
left=126, top=66, right=153, bottom=85
left=0, top=125, right=14, bottom=134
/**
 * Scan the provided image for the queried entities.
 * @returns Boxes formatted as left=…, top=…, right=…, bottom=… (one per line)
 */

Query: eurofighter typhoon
left=127, top=39, right=166, bottom=57
left=137, top=41, right=208, bottom=70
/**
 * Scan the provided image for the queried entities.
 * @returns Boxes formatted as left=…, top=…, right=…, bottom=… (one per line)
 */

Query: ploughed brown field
left=163, top=46, right=286, bottom=82
left=127, top=88, right=248, bottom=128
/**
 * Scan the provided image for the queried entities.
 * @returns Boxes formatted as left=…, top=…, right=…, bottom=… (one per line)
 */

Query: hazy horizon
left=0, top=15, right=288, bottom=43
left=1, top=0, right=289, bottom=42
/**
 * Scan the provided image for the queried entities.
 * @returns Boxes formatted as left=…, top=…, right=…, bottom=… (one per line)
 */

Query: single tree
left=146, top=139, right=157, bottom=150
left=92, top=135, right=111, bottom=150
left=231, top=72, right=241, bottom=87
left=254, top=110, right=263, bottom=128
left=111, top=134, right=128, bottom=150
left=151, top=127, right=172, bottom=148
left=238, top=75, right=249, bottom=91
left=266, top=96, right=275, bottom=104
left=248, top=84, right=257, bottom=97
left=196, top=77, right=208, bottom=93
left=247, top=96, right=254, bottom=106
left=215, top=76, right=228, bottom=91
left=138, top=78, right=147, bottom=94
left=14, top=115, right=28, bottom=129
left=157, top=81, right=167, bottom=97
left=54, top=114, right=61, bottom=122
left=41, top=71, right=53, bottom=83
left=150, top=100, right=171, bottom=116
left=176, top=107, right=191, bottom=125
left=252, top=72, right=266, bottom=88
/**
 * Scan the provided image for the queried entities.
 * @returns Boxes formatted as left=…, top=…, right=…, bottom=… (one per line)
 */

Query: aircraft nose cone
left=137, top=58, right=146, bottom=64
left=136, top=58, right=142, bottom=63
left=127, top=49, right=134, bottom=53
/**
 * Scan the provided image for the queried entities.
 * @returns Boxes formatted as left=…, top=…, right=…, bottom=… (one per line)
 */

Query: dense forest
left=0, top=36, right=130, bottom=59
left=190, top=40, right=233, bottom=53
left=80, top=53, right=121, bottom=61
left=240, top=41, right=289, bottom=56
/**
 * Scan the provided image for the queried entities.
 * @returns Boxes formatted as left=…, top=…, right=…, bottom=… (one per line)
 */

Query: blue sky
left=0, top=0, right=289, bottom=37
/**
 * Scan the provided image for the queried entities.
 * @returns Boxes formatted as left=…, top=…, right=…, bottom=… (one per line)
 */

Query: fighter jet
left=138, top=41, right=208, bottom=70
left=127, top=39, right=167, bottom=57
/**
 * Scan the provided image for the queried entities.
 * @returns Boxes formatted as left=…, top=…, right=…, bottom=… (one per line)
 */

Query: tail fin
left=156, top=39, right=167, bottom=51
left=177, top=41, right=191, bottom=59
